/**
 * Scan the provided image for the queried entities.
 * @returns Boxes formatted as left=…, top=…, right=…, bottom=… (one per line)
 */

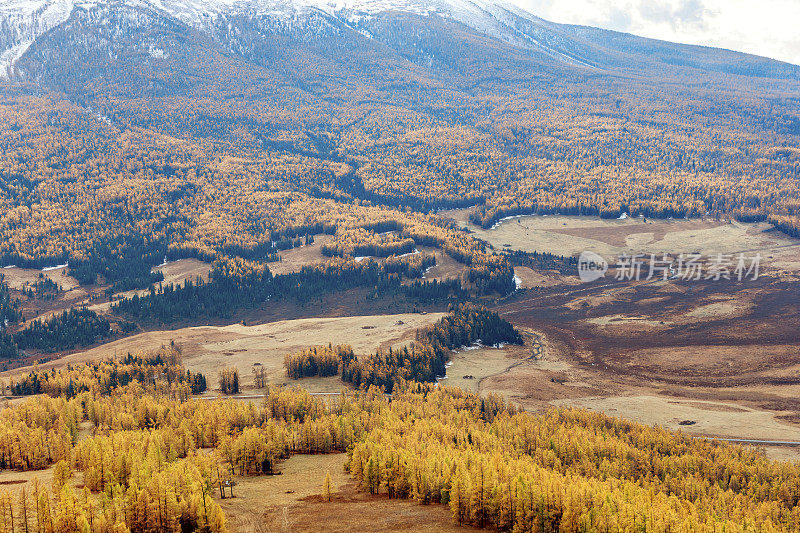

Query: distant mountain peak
left=1, top=0, right=798, bottom=83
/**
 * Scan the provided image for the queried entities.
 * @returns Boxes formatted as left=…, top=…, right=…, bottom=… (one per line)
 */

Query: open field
left=418, top=247, right=467, bottom=282
left=154, top=258, right=211, bottom=286
left=2, top=265, right=93, bottom=326
left=1, top=313, right=444, bottom=391
left=218, top=453, right=461, bottom=533
left=267, top=236, right=332, bottom=275
left=1, top=265, right=79, bottom=291
left=108, top=258, right=213, bottom=301
left=426, top=211, right=800, bottom=460
left=443, top=209, right=800, bottom=273
left=488, top=268, right=800, bottom=460
left=438, top=332, right=540, bottom=394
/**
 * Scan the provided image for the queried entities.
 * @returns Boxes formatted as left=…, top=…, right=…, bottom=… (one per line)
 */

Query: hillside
left=0, top=0, right=799, bottom=284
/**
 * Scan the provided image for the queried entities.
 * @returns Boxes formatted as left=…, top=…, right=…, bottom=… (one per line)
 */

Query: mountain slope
left=3, top=0, right=799, bottom=84
left=1, top=0, right=800, bottom=282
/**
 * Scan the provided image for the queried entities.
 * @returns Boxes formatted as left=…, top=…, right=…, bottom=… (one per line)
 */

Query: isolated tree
left=323, top=472, right=334, bottom=502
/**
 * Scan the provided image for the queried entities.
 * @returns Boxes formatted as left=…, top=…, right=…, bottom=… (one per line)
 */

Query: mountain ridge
left=2, top=0, right=799, bottom=82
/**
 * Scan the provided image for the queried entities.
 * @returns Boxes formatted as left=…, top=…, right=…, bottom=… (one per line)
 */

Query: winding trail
left=474, top=330, right=543, bottom=393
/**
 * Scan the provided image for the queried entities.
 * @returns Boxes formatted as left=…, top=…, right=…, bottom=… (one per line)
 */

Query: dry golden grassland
left=1, top=313, right=444, bottom=393
left=444, top=209, right=800, bottom=272
left=217, top=453, right=463, bottom=533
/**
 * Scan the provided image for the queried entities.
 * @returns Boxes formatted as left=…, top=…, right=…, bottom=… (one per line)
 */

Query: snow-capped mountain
left=0, top=0, right=77, bottom=77
left=1, top=0, right=798, bottom=88
left=0, top=0, right=599, bottom=78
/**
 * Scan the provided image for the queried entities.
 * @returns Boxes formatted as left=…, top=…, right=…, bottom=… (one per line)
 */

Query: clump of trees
left=0, top=276, right=22, bottom=326
left=285, top=344, right=355, bottom=379
left=285, top=306, right=523, bottom=392
left=0, top=304, right=121, bottom=360
left=21, top=273, right=62, bottom=300
left=341, top=343, right=443, bottom=391
left=5, top=345, right=207, bottom=398
left=0, top=277, right=21, bottom=359
left=417, top=304, right=523, bottom=348
left=219, top=367, right=240, bottom=394
left=507, top=249, right=578, bottom=275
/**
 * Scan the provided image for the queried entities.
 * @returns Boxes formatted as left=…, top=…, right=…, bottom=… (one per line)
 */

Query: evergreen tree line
left=112, top=255, right=468, bottom=323
left=67, top=231, right=171, bottom=288
left=403, top=278, right=465, bottom=301
left=416, top=305, right=524, bottom=349
left=0, top=276, right=22, bottom=327
left=1, top=307, right=115, bottom=360
left=507, top=249, right=579, bottom=276
left=284, top=344, right=355, bottom=379
left=11, top=308, right=112, bottom=354
left=5, top=345, right=207, bottom=398
left=285, top=306, right=523, bottom=392
left=0, top=277, right=22, bottom=359
left=466, top=261, right=517, bottom=295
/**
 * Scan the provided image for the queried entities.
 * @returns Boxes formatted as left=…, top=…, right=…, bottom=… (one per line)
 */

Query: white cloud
left=511, top=0, right=800, bottom=65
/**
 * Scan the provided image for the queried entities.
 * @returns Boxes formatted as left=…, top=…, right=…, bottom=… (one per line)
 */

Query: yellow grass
left=443, top=209, right=800, bottom=271
left=1, top=313, right=445, bottom=392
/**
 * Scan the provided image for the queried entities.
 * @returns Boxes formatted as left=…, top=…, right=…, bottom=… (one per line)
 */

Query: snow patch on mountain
left=0, top=0, right=79, bottom=77
left=0, top=0, right=598, bottom=75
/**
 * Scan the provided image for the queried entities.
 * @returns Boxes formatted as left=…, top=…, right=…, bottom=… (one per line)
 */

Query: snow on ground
left=0, top=0, right=77, bottom=77
left=0, top=0, right=592, bottom=77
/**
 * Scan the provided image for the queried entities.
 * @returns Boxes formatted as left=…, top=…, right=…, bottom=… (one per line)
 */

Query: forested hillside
left=0, top=1, right=797, bottom=530
left=0, top=0, right=798, bottom=308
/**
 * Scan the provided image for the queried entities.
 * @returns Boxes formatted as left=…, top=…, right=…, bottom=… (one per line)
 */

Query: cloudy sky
left=512, top=0, right=800, bottom=65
